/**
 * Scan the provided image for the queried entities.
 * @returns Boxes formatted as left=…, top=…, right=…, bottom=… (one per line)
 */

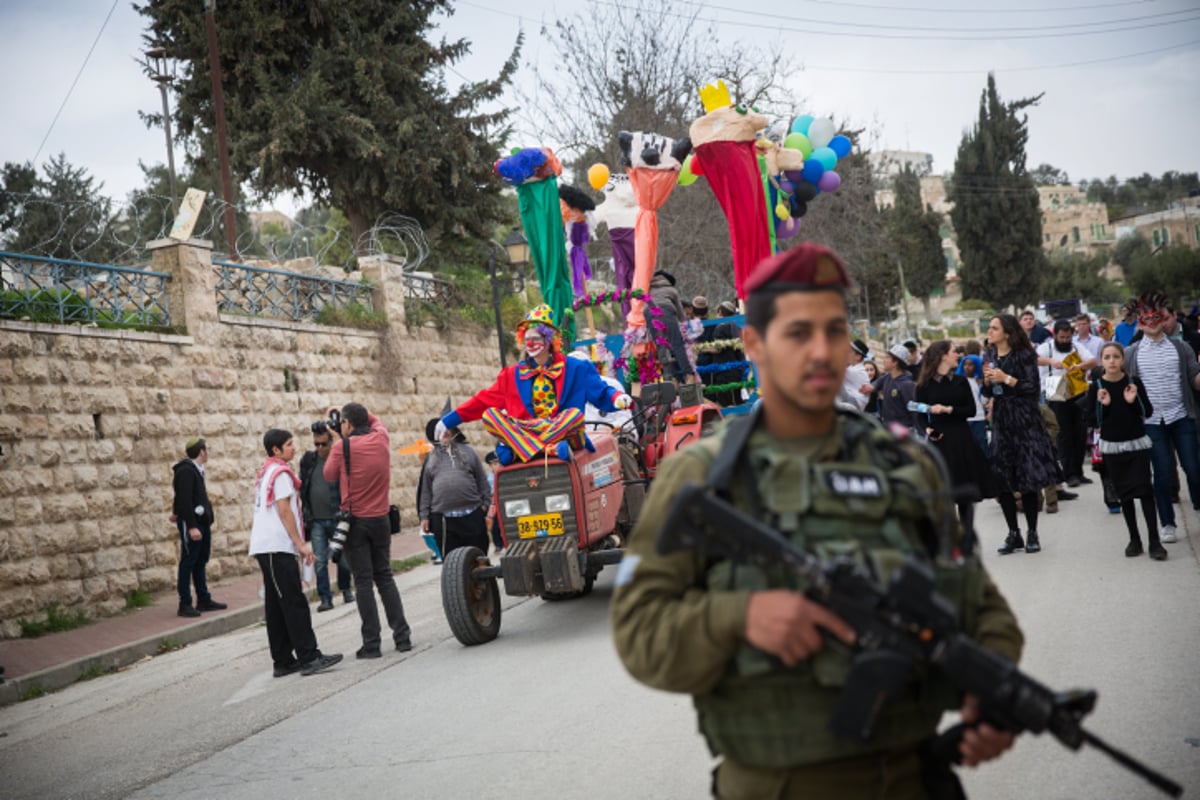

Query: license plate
left=517, top=512, right=565, bottom=539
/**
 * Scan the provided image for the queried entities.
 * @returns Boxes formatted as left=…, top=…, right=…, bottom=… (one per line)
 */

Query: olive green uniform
left=611, top=414, right=1024, bottom=800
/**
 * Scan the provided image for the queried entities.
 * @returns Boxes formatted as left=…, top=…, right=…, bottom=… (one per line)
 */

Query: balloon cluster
left=771, top=115, right=851, bottom=239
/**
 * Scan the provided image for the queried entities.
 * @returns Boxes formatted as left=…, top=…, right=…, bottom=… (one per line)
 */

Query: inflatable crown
left=699, top=80, right=732, bottom=113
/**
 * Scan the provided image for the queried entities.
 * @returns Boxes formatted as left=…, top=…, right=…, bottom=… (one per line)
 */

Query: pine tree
left=949, top=74, right=1045, bottom=308
left=887, top=166, right=946, bottom=307
left=0, top=154, right=118, bottom=263
left=137, top=0, right=521, bottom=256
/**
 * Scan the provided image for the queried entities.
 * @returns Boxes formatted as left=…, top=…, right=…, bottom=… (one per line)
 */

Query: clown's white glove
left=614, top=393, right=633, bottom=410
left=434, top=421, right=448, bottom=442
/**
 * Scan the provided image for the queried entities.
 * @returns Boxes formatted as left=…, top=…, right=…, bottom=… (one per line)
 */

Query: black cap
left=851, top=339, right=869, bottom=358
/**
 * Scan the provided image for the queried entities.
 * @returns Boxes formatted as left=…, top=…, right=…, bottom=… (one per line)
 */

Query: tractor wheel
left=441, top=546, right=500, bottom=646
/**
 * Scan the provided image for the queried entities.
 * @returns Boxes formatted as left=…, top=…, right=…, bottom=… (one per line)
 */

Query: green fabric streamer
left=517, top=178, right=575, bottom=344
left=758, top=154, right=777, bottom=255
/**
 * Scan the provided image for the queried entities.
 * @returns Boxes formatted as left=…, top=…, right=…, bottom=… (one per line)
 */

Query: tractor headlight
left=504, top=499, right=531, bottom=517
left=545, top=493, right=572, bottom=513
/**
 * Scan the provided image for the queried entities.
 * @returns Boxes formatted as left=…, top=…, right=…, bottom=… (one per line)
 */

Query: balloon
left=808, top=117, right=836, bottom=149
left=677, top=155, right=699, bottom=186
left=775, top=216, right=802, bottom=240
left=812, top=146, right=838, bottom=171
left=800, top=159, right=825, bottom=183
left=795, top=181, right=818, bottom=203
left=784, top=169, right=805, bottom=184
left=775, top=202, right=790, bottom=221
left=794, top=200, right=809, bottom=218
left=587, top=163, right=610, bottom=191
left=777, top=177, right=795, bottom=194
left=828, top=135, right=852, bottom=159
left=790, top=114, right=814, bottom=136
left=817, top=170, right=842, bottom=192
left=783, top=132, right=813, bottom=158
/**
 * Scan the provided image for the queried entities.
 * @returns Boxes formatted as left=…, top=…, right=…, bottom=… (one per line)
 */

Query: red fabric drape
left=694, top=140, right=770, bottom=300
left=625, top=168, right=679, bottom=328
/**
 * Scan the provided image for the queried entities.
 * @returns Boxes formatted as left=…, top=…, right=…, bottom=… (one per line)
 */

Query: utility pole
left=488, top=247, right=507, bottom=368
left=203, top=0, right=239, bottom=260
left=146, top=48, right=178, bottom=213
left=896, top=256, right=914, bottom=342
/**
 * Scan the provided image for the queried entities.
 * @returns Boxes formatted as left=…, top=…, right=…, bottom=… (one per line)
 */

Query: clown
left=440, top=305, right=633, bottom=465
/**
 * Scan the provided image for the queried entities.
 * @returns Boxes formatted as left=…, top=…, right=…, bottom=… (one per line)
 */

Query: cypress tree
left=887, top=165, right=946, bottom=307
left=949, top=74, right=1045, bottom=308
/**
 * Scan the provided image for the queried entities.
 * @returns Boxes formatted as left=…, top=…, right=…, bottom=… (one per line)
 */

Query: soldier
left=611, top=242, right=1025, bottom=799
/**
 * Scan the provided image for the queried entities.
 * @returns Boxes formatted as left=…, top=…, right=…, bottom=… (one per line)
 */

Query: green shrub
left=125, top=588, right=153, bottom=610
left=20, top=684, right=49, bottom=701
left=18, top=604, right=91, bottom=638
left=391, top=556, right=427, bottom=573
left=77, top=662, right=114, bottom=682
left=157, top=638, right=183, bottom=654
left=314, top=300, right=388, bottom=330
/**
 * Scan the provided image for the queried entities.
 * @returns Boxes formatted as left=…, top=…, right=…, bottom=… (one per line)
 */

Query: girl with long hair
left=915, top=341, right=995, bottom=556
left=984, top=314, right=1061, bottom=555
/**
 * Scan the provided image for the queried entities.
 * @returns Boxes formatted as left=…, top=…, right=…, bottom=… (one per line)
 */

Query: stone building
left=0, top=239, right=505, bottom=638
left=1038, top=185, right=1114, bottom=255
left=1112, top=195, right=1200, bottom=251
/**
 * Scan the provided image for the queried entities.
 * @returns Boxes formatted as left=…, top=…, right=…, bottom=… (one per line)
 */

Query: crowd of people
left=839, top=296, right=1200, bottom=561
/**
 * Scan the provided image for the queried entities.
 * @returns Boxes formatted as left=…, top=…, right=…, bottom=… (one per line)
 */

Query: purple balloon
left=817, top=171, right=842, bottom=192
left=784, top=169, right=805, bottom=184
left=775, top=216, right=802, bottom=239
left=778, top=178, right=796, bottom=194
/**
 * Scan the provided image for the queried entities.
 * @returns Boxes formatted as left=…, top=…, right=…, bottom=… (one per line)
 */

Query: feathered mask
left=1128, top=291, right=1170, bottom=326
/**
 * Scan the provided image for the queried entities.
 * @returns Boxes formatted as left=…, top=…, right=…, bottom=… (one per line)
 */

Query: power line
left=670, top=0, right=1198, bottom=35
left=795, top=0, right=1157, bottom=14
left=31, top=0, right=120, bottom=166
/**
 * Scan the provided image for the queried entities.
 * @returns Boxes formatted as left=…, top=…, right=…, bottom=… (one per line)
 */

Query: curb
left=0, top=604, right=264, bottom=708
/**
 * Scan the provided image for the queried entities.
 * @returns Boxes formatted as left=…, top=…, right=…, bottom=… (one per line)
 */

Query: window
left=1194, top=224, right=1199, bottom=242
left=1072, top=226, right=1080, bottom=243
left=1153, top=229, right=1161, bottom=247
left=1044, top=234, right=1051, bottom=243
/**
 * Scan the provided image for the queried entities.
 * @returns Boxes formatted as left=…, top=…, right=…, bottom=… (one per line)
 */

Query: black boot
left=997, top=531, right=1024, bottom=555
left=1025, top=530, right=1041, bottom=554
left=1125, top=536, right=1144, bottom=557
left=1148, top=531, right=1167, bottom=561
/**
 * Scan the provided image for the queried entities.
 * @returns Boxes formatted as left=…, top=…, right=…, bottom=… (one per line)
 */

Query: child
left=1085, top=342, right=1164, bottom=560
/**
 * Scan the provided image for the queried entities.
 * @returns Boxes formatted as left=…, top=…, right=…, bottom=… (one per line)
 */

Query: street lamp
left=145, top=47, right=179, bottom=212
left=502, top=228, right=530, bottom=292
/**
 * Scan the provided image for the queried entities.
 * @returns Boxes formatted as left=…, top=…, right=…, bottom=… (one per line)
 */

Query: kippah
left=185, top=436, right=203, bottom=450
left=744, top=243, right=851, bottom=296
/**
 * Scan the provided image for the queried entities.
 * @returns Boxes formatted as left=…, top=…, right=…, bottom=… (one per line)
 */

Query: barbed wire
left=0, top=192, right=431, bottom=273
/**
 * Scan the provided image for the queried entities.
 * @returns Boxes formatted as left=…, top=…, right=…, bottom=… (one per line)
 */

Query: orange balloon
left=587, top=163, right=610, bottom=191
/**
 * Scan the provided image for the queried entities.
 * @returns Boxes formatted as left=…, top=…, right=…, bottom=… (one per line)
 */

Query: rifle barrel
left=1082, top=730, right=1182, bottom=798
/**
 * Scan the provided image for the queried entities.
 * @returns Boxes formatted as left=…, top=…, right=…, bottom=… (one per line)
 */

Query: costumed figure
left=618, top=130, right=692, bottom=328
left=559, top=184, right=597, bottom=298
left=689, top=81, right=771, bottom=299
left=593, top=172, right=639, bottom=317
left=495, top=147, right=576, bottom=343
left=441, top=305, right=633, bottom=466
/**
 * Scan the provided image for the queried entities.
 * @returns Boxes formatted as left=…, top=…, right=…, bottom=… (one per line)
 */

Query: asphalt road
left=1, top=480, right=1197, bottom=800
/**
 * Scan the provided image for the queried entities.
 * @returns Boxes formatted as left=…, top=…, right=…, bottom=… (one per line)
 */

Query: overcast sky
left=2, top=0, right=1197, bottom=217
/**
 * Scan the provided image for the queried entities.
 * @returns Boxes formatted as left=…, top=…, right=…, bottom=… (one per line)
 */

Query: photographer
left=299, top=423, right=354, bottom=612
left=323, top=403, right=413, bottom=659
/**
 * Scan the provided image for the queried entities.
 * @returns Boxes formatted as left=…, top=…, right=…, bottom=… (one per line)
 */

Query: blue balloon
left=829, top=135, right=852, bottom=159
left=791, top=114, right=814, bottom=136
left=800, top=158, right=825, bottom=183
left=812, top=146, right=838, bottom=171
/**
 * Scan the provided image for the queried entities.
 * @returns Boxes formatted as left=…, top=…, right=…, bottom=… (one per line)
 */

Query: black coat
left=172, top=459, right=213, bottom=529
left=299, top=450, right=341, bottom=522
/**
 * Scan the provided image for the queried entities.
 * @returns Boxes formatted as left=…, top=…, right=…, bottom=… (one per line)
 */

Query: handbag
left=1090, top=428, right=1104, bottom=466
left=388, top=504, right=401, bottom=535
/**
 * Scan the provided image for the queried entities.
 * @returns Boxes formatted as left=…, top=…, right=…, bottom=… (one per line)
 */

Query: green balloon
left=784, top=132, right=813, bottom=158
left=677, top=155, right=699, bottom=186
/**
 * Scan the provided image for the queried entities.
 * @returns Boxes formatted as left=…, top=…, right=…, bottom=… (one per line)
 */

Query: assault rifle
left=657, top=482, right=1182, bottom=798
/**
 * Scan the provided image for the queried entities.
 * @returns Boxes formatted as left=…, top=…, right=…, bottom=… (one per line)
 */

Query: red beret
left=744, top=243, right=851, bottom=296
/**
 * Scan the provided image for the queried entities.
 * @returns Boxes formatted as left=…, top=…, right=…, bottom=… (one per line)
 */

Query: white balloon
left=808, top=117, right=836, bottom=149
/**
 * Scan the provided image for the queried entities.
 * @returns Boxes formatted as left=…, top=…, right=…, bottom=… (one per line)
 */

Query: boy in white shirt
left=250, top=429, right=342, bottom=677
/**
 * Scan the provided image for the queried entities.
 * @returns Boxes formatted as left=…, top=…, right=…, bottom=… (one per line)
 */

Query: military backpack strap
left=704, top=406, right=761, bottom=498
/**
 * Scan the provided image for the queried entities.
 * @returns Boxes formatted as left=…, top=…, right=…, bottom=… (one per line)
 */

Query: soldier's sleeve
left=611, top=449, right=750, bottom=695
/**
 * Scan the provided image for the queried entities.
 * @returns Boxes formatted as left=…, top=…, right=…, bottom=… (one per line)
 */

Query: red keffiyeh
left=256, top=457, right=302, bottom=512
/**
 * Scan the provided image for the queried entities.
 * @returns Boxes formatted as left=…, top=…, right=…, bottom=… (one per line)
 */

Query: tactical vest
left=692, top=411, right=985, bottom=768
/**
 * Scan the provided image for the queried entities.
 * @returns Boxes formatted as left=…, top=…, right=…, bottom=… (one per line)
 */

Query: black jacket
left=299, top=450, right=341, bottom=523
left=172, top=459, right=214, bottom=530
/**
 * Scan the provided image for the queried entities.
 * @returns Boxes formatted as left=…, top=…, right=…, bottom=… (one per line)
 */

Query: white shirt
left=1136, top=336, right=1187, bottom=425
left=1036, top=339, right=1091, bottom=394
left=840, top=362, right=871, bottom=411
left=1072, top=333, right=1101, bottom=361
left=965, top=377, right=986, bottom=422
left=586, top=374, right=637, bottom=442
left=248, top=467, right=300, bottom=556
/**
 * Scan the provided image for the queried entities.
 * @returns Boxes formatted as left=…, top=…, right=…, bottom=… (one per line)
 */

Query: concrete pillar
left=147, top=238, right=217, bottom=337
left=358, top=254, right=407, bottom=327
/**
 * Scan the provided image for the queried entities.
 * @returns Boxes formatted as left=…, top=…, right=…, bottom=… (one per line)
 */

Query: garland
left=703, top=379, right=756, bottom=395
left=694, top=338, right=743, bottom=354
left=573, top=288, right=646, bottom=310
left=695, top=359, right=751, bottom=376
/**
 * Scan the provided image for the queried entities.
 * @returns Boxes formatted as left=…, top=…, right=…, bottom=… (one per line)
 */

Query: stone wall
left=0, top=240, right=503, bottom=638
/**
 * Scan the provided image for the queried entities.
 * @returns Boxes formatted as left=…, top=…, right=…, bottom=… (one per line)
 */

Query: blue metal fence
left=213, top=260, right=374, bottom=323
left=0, top=251, right=172, bottom=328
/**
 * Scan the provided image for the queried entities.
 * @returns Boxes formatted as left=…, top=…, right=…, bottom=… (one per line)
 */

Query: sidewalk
left=0, top=532, right=432, bottom=707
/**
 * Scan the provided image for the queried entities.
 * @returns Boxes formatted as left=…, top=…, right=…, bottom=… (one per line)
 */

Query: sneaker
left=299, top=653, right=343, bottom=675
left=273, top=661, right=303, bottom=678
left=1160, top=525, right=1178, bottom=543
left=1066, top=476, right=1082, bottom=488
left=177, top=605, right=201, bottom=618
left=343, top=591, right=355, bottom=604
left=355, top=647, right=382, bottom=660
left=395, top=640, right=413, bottom=653
left=1108, top=506, right=1121, bottom=515
left=316, top=600, right=334, bottom=612
left=196, top=599, right=228, bottom=611
left=432, top=558, right=443, bottom=565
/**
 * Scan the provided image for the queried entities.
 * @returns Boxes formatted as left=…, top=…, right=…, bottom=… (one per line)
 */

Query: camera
left=311, top=409, right=343, bottom=435
left=327, top=511, right=352, bottom=559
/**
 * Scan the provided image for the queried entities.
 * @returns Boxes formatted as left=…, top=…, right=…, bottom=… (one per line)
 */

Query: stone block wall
left=0, top=241, right=503, bottom=637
